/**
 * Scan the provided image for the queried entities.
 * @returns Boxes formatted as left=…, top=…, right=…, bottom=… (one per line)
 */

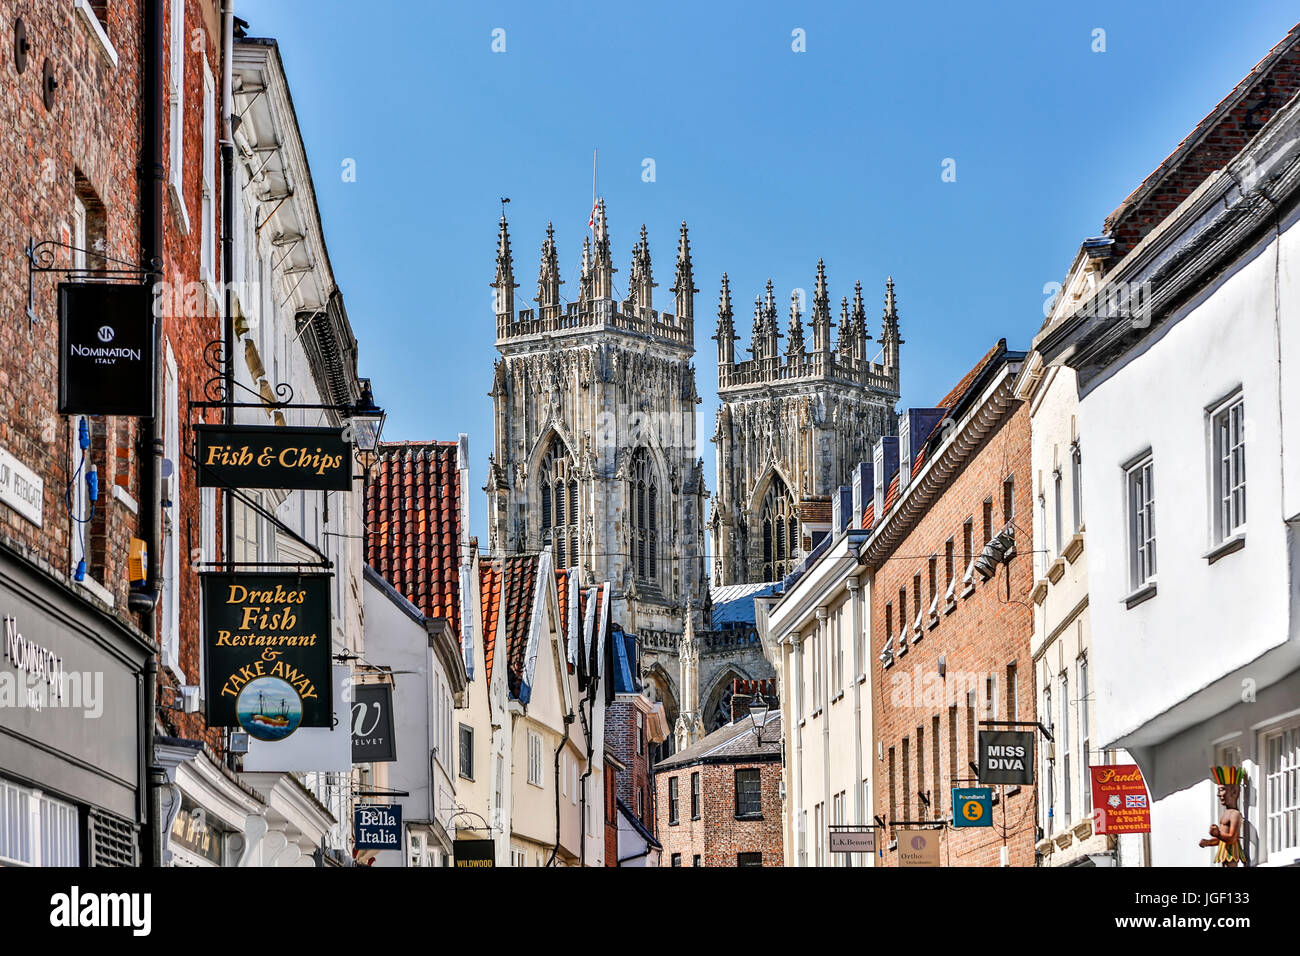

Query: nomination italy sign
left=201, top=573, right=333, bottom=741
left=58, top=282, right=155, bottom=417
left=195, top=424, right=352, bottom=492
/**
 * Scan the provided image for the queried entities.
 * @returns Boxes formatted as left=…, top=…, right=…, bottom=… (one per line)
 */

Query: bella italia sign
left=195, top=424, right=352, bottom=492
left=201, top=573, right=333, bottom=741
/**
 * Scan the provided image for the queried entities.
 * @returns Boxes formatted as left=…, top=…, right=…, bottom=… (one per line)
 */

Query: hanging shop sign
left=354, top=804, right=402, bottom=851
left=242, top=666, right=352, bottom=772
left=978, top=730, right=1035, bottom=786
left=828, top=828, right=876, bottom=854
left=58, top=282, right=155, bottom=416
left=195, top=424, right=352, bottom=492
left=897, top=829, right=940, bottom=867
left=454, top=839, right=496, bottom=868
left=1090, top=764, right=1152, bottom=835
left=169, top=799, right=225, bottom=866
left=201, top=572, right=333, bottom=739
left=351, top=682, right=397, bottom=763
left=951, top=787, right=994, bottom=828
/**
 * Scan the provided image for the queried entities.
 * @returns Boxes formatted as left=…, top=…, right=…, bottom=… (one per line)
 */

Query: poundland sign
left=978, top=730, right=1034, bottom=786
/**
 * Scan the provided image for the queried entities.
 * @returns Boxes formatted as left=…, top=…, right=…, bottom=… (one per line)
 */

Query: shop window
left=0, top=778, right=80, bottom=866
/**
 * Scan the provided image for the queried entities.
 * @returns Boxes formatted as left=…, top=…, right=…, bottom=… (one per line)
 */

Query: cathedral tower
left=487, top=201, right=709, bottom=713
left=710, top=266, right=902, bottom=585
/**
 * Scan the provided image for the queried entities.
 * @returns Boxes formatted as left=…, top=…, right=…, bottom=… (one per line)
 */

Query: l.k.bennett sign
left=195, top=424, right=352, bottom=491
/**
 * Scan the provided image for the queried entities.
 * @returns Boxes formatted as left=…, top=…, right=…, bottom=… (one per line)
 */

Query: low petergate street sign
left=58, top=282, right=155, bottom=416
left=354, top=805, right=402, bottom=851
left=195, top=423, right=352, bottom=491
left=978, top=730, right=1035, bottom=786
left=201, top=572, right=333, bottom=740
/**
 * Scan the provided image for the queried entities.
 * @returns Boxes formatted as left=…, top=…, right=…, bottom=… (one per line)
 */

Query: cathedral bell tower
left=487, top=201, right=709, bottom=717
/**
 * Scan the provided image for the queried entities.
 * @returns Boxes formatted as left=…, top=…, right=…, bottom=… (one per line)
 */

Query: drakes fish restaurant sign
left=201, top=573, right=333, bottom=741
left=196, top=423, right=352, bottom=492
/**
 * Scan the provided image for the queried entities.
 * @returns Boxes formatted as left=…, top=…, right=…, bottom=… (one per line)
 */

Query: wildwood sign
left=58, top=282, right=155, bottom=417
left=195, top=424, right=352, bottom=491
left=201, top=572, right=333, bottom=741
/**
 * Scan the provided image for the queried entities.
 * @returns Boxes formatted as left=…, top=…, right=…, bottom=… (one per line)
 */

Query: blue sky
left=246, top=0, right=1298, bottom=544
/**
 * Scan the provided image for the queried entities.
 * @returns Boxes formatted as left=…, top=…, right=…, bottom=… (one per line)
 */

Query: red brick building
left=862, top=340, right=1035, bottom=867
left=654, top=709, right=783, bottom=867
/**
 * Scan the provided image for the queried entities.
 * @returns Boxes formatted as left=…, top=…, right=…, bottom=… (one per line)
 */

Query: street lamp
left=748, top=690, right=770, bottom=744
left=349, top=378, right=386, bottom=453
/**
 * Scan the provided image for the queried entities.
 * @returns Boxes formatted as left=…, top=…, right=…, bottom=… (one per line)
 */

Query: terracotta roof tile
left=502, top=554, right=539, bottom=699
left=480, top=561, right=501, bottom=683
left=365, top=441, right=462, bottom=632
left=798, top=496, right=832, bottom=523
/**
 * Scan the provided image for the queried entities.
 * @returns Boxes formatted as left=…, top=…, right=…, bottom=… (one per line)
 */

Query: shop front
left=0, top=545, right=152, bottom=866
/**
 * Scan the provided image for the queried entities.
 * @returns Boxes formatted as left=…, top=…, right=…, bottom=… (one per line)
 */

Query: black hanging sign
left=454, top=839, right=496, bottom=867
left=195, top=423, right=352, bottom=491
left=355, top=805, right=402, bottom=851
left=201, top=572, right=334, bottom=739
left=978, top=730, right=1035, bottom=785
left=351, top=683, right=397, bottom=763
left=58, top=282, right=155, bottom=416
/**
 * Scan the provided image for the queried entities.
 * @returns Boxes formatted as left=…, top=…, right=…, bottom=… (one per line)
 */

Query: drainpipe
left=546, top=712, right=574, bottom=866
left=219, top=0, right=237, bottom=772
left=137, top=0, right=165, bottom=869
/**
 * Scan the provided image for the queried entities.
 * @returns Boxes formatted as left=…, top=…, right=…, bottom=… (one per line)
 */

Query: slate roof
left=655, top=711, right=782, bottom=772
left=710, top=581, right=783, bottom=627
left=365, top=441, right=461, bottom=631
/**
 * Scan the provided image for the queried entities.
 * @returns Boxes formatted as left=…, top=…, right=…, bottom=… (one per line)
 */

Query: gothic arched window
left=630, top=448, right=658, bottom=585
left=539, top=439, right=580, bottom=569
left=760, top=475, right=799, bottom=581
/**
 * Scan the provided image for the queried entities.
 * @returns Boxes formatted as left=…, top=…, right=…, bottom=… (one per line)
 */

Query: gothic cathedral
left=710, top=265, right=902, bottom=585
left=486, top=201, right=710, bottom=659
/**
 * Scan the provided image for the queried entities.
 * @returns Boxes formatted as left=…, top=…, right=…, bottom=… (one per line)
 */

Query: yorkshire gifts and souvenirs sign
left=201, top=573, right=333, bottom=741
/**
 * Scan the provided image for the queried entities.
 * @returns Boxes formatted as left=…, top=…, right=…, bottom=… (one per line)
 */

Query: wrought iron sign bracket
left=181, top=446, right=333, bottom=570
left=26, top=237, right=157, bottom=328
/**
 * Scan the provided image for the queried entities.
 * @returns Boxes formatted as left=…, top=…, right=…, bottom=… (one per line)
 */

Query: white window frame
left=1077, top=654, right=1091, bottom=815
left=1053, top=467, right=1064, bottom=556
left=1070, top=441, right=1083, bottom=532
left=1210, top=392, right=1246, bottom=546
left=1059, top=672, right=1071, bottom=823
left=1261, top=717, right=1299, bottom=863
left=0, top=779, right=80, bottom=867
left=527, top=730, right=543, bottom=787
left=1126, top=453, right=1156, bottom=591
left=200, top=59, right=216, bottom=285
left=161, top=342, right=182, bottom=678
left=167, top=0, right=189, bottom=233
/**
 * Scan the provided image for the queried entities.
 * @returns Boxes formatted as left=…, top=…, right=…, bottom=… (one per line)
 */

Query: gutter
left=545, top=711, right=575, bottom=866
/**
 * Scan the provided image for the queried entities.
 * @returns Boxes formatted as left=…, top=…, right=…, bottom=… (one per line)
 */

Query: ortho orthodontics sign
left=201, top=573, right=333, bottom=739
left=58, top=282, right=155, bottom=416
left=978, top=730, right=1035, bottom=786
left=195, top=424, right=352, bottom=492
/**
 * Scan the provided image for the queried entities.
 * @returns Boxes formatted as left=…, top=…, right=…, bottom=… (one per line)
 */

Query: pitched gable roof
left=501, top=554, right=540, bottom=700
left=479, top=560, right=502, bottom=683
left=365, top=441, right=462, bottom=631
left=1105, top=23, right=1300, bottom=260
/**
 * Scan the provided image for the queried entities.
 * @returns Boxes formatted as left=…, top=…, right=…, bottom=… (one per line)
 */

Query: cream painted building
left=1018, top=282, right=1143, bottom=866
left=759, top=523, right=876, bottom=868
